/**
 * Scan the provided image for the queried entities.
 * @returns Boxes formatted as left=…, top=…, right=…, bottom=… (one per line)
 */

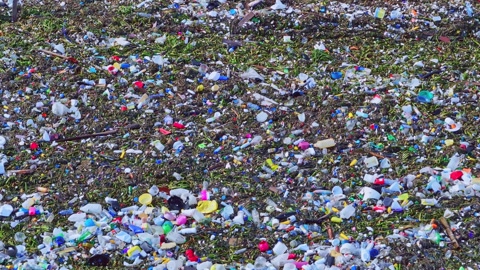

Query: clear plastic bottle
left=339, top=204, right=356, bottom=219
left=360, top=242, right=374, bottom=262
left=446, top=153, right=461, bottom=170
left=247, top=103, right=260, bottom=110
left=251, top=208, right=260, bottom=225
left=220, top=202, right=234, bottom=220
left=266, top=198, right=281, bottom=211
left=238, top=205, right=252, bottom=218
left=466, top=1, right=473, bottom=17
left=272, top=241, right=288, bottom=255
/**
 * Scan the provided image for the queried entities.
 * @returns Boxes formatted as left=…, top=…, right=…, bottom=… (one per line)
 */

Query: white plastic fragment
left=240, top=68, right=264, bottom=81
left=271, top=0, right=286, bottom=9
left=51, top=102, right=69, bottom=116
left=359, top=187, right=381, bottom=200
left=0, top=136, right=6, bottom=149
left=79, top=204, right=102, bottom=214
left=0, top=204, right=13, bottom=217
left=256, top=111, right=268, bottom=122
left=155, top=34, right=167, bottom=44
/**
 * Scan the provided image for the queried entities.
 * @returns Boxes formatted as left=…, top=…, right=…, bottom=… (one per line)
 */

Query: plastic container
left=340, top=204, right=356, bottom=219
left=314, top=138, right=336, bottom=149
left=380, top=158, right=391, bottom=168
left=446, top=154, right=461, bottom=170
left=80, top=204, right=102, bottom=214
left=364, top=156, right=379, bottom=168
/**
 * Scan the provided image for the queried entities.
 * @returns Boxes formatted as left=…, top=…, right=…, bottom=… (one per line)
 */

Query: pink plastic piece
left=176, top=215, right=187, bottom=225
left=298, top=141, right=310, bottom=150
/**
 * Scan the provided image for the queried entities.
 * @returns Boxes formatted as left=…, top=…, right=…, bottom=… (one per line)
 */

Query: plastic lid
left=139, top=193, right=153, bottom=205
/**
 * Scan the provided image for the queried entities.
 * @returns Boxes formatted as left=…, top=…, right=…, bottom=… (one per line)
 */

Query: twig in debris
left=53, top=124, right=140, bottom=142
left=11, top=0, right=19, bottom=22
left=38, top=49, right=79, bottom=64
left=238, top=11, right=256, bottom=27
left=439, top=217, right=460, bottom=250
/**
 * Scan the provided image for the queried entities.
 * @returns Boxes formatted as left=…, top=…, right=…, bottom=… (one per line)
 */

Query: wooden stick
left=38, top=49, right=69, bottom=59
left=53, top=124, right=140, bottom=142
left=38, top=49, right=79, bottom=64
left=11, top=0, right=18, bottom=22
left=6, top=169, right=34, bottom=175
left=439, top=217, right=460, bottom=249
left=238, top=11, right=255, bottom=27
left=54, top=130, right=118, bottom=142
left=368, top=151, right=385, bottom=159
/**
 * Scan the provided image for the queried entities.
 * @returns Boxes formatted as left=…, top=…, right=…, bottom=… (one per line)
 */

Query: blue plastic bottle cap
left=370, top=248, right=379, bottom=258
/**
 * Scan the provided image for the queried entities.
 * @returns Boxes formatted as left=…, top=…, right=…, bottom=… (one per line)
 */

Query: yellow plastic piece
left=397, top=193, right=409, bottom=201
left=331, top=217, right=342, bottom=223
left=266, top=159, right=279, bottom=171
left=339, top=233, right=349, bottom=240
left=196, top=200, right=218, bottom=214
left=139, top=193, right=153, bottom=205
left=127, top=246, right=141, bottom=257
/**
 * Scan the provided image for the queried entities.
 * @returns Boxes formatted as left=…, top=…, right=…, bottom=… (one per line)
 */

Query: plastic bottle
left=251, top=208, right=260, bottom=225
left=272, top=241, right=288, bottom=255
left=346, top=119, right=356, bottom=131
left=153, top=141, right=165, bottom=152
left=441, top=168, right=452, bottom=181
left=271, top=253, right=291, bottom=269
left=266, top=198, right=281, bottom=211
left=80, top=203, right=102, bottom=214
left=446, top=153, right=461, bottom=170
left=421, top=199, right=438, bottom=206
left=340, top=204, right=356, bottom=219
left=163, top=115, right=173, bottom=125
left=360, top=242, right=374, bottom=262
left=364, top=156, right=379, bottom=168
left=172, top=172, right=183, bottom=180
left=355, top=111, right=369, bottom=118
left=213, top=146, right=222, bottom=154
left=199, top=181, right=209, bottom=200
left=275, top=211, right=297, bottom=222
left=238, top=205, right=252, bottom=218
left=232, top=211, right=245, bottom=224
left=380, top=158, right=391, bottom=168
left=250, top=136, right=263, bottom=145
left=314, top=138, right=336, bottom=149
left=240, top=141, right=251, bottom=149
left=466, top=1, right=473, bottom=17
left=247, top=103, right=260, bottom=110
left=262, top=166, right=275, bottom=175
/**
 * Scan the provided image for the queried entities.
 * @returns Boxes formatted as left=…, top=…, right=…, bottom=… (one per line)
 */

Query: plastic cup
left=148, top=185, right=159, bottom=196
